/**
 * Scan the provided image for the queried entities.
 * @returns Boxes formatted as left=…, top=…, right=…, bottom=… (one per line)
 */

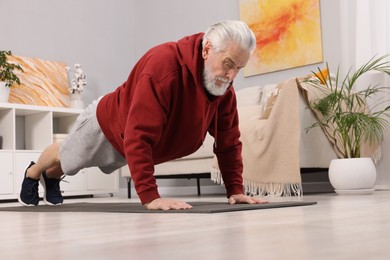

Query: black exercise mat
left=0, top=201, right=316, bottom=213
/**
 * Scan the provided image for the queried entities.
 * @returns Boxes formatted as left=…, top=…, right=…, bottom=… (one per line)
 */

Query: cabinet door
left=86, top=167, right=119, bottom=191
left=61, top=169, right=86, bottom=193
left=0, top=152, right=14, bottom=195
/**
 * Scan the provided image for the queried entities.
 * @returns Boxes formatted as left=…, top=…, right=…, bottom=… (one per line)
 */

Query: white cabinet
left=13, top=151, right=41, bottom=195
left=86, top=167, right=118, bottom=191
left=0, top=102, right=118, bottom=201
left=61, top=170, right=87, bottom=193
left=0, top=152, right=14, bottom=195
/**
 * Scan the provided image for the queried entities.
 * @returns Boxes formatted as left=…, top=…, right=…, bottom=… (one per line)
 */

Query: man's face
left=202, top=41, right=250, bottom=96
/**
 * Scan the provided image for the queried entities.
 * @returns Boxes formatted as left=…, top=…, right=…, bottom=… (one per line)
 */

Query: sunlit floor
left=1, top=191, right=390, bottom=260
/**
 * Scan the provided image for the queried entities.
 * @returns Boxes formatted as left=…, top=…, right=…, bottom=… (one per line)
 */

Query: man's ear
left=202, top=41, right=212, bottom=59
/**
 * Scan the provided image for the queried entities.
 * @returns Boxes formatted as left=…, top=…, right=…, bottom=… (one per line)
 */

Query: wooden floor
left=1, top=191, right=390, bottom=260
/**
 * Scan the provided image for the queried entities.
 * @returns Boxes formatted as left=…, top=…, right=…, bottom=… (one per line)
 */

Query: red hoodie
left=96, top=33, right=244, bottom=204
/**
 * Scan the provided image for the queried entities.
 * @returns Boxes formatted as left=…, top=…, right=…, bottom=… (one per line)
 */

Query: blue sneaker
left=40, top=171, right=64, bottom=206
left=18, top=162, right=40, bottom=206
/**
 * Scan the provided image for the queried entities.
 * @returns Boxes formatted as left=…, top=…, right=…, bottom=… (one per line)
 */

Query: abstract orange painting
left=240, top=0, right=323, bottom=76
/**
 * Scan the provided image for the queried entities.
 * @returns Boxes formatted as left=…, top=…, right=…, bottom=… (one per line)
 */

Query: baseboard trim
left=302, top=182, right=334, bottom=194
left=375, top=184, right=390, bottom=191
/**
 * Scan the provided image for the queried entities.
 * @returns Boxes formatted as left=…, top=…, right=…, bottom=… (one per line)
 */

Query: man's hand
left=228, top=194, right=268, bottom=205
left=144, top=198, right=193, bottom=210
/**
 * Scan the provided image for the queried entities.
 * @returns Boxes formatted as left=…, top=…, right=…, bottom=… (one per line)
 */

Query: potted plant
left=0, top=50, right=23, bottom=102
left=299, top=54, right=390, bottom=194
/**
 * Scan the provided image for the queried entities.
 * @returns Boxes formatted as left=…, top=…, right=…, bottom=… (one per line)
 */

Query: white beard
left=203, top=68, right=231, bottom=96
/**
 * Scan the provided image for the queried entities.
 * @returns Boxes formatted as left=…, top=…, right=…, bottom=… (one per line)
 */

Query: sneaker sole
left=17, top=194, right=38, bottom=207
left=40, top=176, right=63, bottom=206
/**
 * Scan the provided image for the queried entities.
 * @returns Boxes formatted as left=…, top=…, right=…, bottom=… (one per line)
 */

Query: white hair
left=202, top=20, right=256, bottom=53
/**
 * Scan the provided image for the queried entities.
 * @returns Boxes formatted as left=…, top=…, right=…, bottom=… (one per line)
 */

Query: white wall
left=1, top=0, right=136, bottom=105
left=133, top=0, right=342, bottom=90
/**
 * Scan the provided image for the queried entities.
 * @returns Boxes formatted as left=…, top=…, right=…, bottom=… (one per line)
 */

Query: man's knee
left=52, top=142, right=62, bottom=163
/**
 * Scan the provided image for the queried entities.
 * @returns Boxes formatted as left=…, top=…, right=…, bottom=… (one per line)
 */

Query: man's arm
left=211, top=89, right=245, bottom=197
left=212, top=90, right=268, bottom=204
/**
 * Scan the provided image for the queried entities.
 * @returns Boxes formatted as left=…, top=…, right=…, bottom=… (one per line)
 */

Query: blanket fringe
left=243, top=179, right=302, bottom=197
left=211, top=166, right=302, bottom=197
left=211, top=165, right=224, bottom=185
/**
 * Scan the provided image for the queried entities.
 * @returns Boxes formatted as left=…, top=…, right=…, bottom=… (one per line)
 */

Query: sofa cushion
left=235, top=84, right=278, bottom=107
left=235, top=85, right=262, bottom=107
left=154, top=157, right=214, bottom=175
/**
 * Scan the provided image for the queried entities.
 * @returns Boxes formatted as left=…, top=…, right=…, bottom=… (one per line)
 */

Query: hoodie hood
left=175, top=33, right=206, bottom=92
left=176, top=33, right=234, bottom=100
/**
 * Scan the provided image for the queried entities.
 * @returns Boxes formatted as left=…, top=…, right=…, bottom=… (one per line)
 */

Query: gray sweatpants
left=60, top=98, right=127, bottom=176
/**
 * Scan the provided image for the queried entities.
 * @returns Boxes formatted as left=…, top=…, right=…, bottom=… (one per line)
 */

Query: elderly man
left=19, top=20, right=267, bottom=210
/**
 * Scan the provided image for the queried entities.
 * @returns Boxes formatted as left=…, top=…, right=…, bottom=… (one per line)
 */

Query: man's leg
left=19, top=142, right=64, bottom=206
left=26, top=142, right=63, bottom=180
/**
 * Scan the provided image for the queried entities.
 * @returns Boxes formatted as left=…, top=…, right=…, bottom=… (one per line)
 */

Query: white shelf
left=0, top=101, right=84, bottom=113
left=0, top=103, right=118, bottom=199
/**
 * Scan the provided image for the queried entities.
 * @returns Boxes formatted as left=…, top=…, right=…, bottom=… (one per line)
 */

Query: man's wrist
left=139, top=189, right=161, bottom=205
left=226, top=185, right=244, bottom=198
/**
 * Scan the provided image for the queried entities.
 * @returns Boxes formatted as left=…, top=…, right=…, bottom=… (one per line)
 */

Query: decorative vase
left=70, top=92, right=84, bottom=109
left=328, top=157, right=376, bottom=195
left=0, top=82, right=10, bottom=102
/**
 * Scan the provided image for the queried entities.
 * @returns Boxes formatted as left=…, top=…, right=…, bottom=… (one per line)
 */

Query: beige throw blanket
left=211, top=78, right=303, bottom=196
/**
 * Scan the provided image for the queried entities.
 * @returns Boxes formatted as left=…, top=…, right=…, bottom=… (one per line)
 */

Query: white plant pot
left=0, top=82, right=10, bottom=102
left=329, top=157, right=376, bottom=195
